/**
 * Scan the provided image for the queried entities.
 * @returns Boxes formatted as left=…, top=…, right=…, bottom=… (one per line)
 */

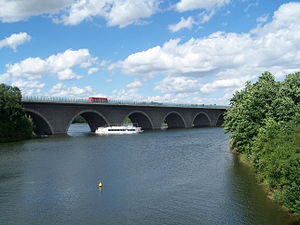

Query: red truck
left=88, top=97, right=108, bottom=103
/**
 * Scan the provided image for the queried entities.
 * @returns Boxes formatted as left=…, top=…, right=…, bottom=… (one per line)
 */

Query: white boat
left=95, top=125, right=143, bottom=135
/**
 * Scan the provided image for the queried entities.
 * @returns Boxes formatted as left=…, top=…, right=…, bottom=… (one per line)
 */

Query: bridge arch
left=123, top=111, right=154, bottom=130
left=162, top=111, right=186, bottom=128
left=192, top=112, right=212, bottom=127
left=25, top=109, right=54, bottom=135
left=67, top=110, right=109, bottom=133
left=216, top=113, right=224, bottom=126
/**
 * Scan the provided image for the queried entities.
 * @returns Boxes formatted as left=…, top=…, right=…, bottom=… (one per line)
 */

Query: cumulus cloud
left=50, top=83, right=94, bottom=97
left=0, top=32, right=31, bottom=51
left=256, top=14, right=268, bottom=24
left=88, top=67, right=100, bottom=75
left=4, top=48, right=96, bottom=80
left=111, top=87, right=175, bottom=103
left=57, top=68, right=82, bottom=80
left=0, top=0, right=159, bottom=28
left=112, top=36, right=250, bottom=77
left=113, top=2, right=300, bottom=81
left=155, top=76, right=201, bottom=93
left=169, top=16, right=195, bottom=32
left=12, top=79, right=45, bottom=89
left=200, top=77, right=248, bottom=94
left=0, top=0, right=73, bottom=22
left=126, top=80, right=143, bottom=88
left=9, top=79, right=45, bottom=96
left=175, top=0, right=230, bottom=12
left=0, top=73, right=10, bottom=83
left=57, top=0, right=159, bottom=27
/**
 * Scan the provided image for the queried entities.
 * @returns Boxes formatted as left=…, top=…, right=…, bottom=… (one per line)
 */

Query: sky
left=0, top=0, right=300, bottom=105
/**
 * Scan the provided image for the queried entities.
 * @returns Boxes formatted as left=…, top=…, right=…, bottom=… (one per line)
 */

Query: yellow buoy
left=98, top=182, right=103, bottom=188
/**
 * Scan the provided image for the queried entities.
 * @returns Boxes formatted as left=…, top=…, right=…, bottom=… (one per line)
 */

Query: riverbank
left=231, top=145, right=300, bottom=219
left=223, top=72, right=300, bottom=216
left=0, top=136, right=31, bottom=143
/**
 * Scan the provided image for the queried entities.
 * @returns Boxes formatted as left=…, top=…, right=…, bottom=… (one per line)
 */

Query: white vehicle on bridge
left=95, top=125, right=143, bottom=135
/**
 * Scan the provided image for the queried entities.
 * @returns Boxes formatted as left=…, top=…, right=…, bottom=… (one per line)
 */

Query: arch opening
left=124, top=112, right=153, bottom=130
left=193, top=113, right=211, bottom=127
left=67, top=111, right=109, bottom=134
left=25, top=111, right=53, bottom=135
left=163, top=112, right=186, bottom=129
left=216, top=114, right=224, bottom=127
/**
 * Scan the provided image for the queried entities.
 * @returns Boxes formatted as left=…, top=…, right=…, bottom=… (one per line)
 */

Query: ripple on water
left=0, top=126, right=298, bottom=225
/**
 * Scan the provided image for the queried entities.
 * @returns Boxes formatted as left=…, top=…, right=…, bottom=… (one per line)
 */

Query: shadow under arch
left=25, top=109, right=54, bottom=135
left=192, top=112, right=212, bottom=127
left=162, top=111, right=186, bottom=129
left=216, top=113, right=224, bottom=127
left=123, top=111, right=154, bottom=130
left=67, top=110, right=109, bottom=133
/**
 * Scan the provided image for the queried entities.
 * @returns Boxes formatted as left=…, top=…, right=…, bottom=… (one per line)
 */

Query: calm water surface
left=0, top=124, right=299, bottom=225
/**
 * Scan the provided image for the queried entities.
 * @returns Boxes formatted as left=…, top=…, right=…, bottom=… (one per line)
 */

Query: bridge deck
left=21, top=96, right=229, bottom=110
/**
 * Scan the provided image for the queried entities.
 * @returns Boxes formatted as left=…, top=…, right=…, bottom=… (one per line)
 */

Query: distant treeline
left=224, top=72, right=300, bottom=214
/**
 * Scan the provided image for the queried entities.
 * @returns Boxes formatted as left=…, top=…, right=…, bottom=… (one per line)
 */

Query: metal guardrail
left=21, top=96, right=229, bottom=109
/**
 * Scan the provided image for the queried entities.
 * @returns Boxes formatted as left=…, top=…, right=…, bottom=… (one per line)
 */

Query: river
left=0, top=124, right=298, bottom=225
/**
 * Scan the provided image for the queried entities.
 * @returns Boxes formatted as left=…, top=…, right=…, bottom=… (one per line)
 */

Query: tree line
left=0, top=83, right=33, bottom=142
left=224, top=72, right=300, bottom=214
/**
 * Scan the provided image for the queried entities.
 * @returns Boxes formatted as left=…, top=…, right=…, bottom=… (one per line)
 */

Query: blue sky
left=0, top=0, right=299, bottom=105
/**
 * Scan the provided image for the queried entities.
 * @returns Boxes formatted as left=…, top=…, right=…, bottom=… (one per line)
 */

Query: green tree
left=224, top=71, right=300, bottom=214
left=224, top=72, right=279, bottom=153
left=251, top=117, right=300, bottom=213
left=0, top=83, right=33, bottom=142
left=272, top=72, right=300, bottom=123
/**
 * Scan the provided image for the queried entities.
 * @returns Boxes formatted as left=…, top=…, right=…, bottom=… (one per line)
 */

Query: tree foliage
left=0, top=83, right=33, bottom=142
left=224, top=72, right=300, bottom=214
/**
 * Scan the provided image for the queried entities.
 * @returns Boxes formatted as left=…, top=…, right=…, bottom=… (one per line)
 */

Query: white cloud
left=4, top=48, right=96, bottom=80
left=0, top=0, right=73, bottom=22
left=199, top=10, right=215, bottom=24
left=50, top=83, right=94, bottom=97
left=111, top=87, right=175, bottom=103
left=10, top=79, right=45, bottom=96
left=175, top=0, right=230, bottom=12
left=169, top=16, right=195, bottom=32
left=256, top=14, right=268, bottom=24
left=126, top=80, right=143, bottom=88
left=11, top=79, right=45, bottom=90
left=88, top=67, right=100, bottom=74
left=200, top=77, right=248, bottom=94
left=0, top=73, right=10, bottom=83
left=113, top=35, right=252, bottom=77
left=113, top=2, right=300, bottom=83
left=155, top=76, right=201, bottom=93
left=0, top=32, right=31, bottom=51
left=57, top=0, right=159, bottom=27
left=57, top=68, right=82, bottom=80
left=105, top=0, right=159, bottom=27
left=0, top=0, right=159, bottom=28
left=173, top=0, right=228, bottom=25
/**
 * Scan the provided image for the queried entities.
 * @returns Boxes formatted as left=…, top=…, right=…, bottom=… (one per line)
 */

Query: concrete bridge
left=22, top=101, right=227, bottom=135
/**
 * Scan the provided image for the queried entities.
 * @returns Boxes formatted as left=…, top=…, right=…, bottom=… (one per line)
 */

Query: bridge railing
left=21, top=96, right=229, bottom=109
